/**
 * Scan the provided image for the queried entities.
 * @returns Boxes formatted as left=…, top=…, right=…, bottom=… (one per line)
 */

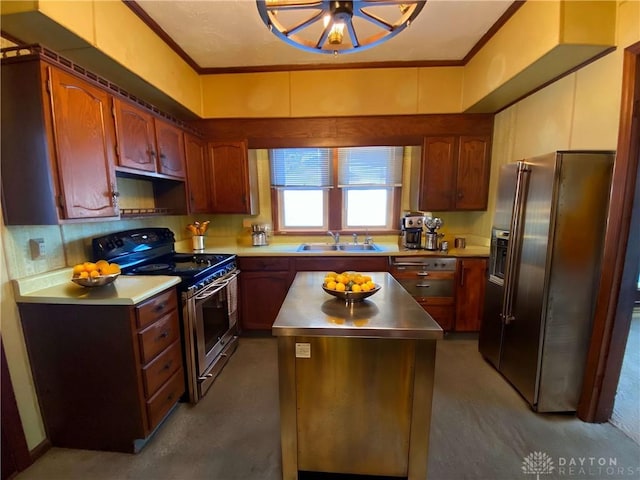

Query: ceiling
left=129, top=0, right=520, bottom=73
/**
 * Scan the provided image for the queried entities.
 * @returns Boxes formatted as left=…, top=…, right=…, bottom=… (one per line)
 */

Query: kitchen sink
left=296, top=243, right=382, bottom=252
left=339, top=244, right=382, bottom=251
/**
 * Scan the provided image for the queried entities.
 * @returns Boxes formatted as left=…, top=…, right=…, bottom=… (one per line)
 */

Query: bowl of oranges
left=71, top=260, right=121, bottom=287
left=322, top=271, right=380, bottom=303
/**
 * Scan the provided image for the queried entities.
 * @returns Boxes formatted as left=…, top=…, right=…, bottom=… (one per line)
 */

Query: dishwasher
left=389, top=257, right=457, bottom=330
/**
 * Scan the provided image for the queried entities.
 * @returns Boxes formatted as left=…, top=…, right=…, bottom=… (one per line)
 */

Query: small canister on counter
left=440, top=241, right=449, bottom=252
left=454, top=237, right=466, bottom=249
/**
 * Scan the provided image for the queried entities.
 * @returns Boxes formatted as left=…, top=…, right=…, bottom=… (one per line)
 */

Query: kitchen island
left=273, top=271, right=443, bottom=480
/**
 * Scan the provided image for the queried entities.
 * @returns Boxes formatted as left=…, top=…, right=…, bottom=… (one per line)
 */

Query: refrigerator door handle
left=501, top=161, right=530, bottom=325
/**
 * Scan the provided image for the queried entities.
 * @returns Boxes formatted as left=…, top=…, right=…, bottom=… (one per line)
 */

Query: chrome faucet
left=328, top=231, right=340, bottom=244
left=352, top=233, right=358, bottom=244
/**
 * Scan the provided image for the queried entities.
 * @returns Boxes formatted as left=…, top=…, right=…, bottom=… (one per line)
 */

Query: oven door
left=184, top=271, right=239, bottom=402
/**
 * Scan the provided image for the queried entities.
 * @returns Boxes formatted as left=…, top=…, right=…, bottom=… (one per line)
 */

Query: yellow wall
left=1, top=0, right=202, bottom=115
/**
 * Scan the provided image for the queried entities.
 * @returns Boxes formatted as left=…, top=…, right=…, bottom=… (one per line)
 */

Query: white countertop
left=13, top=268, right=181, bottom=305
left=174, top=239, right=489, bottom=258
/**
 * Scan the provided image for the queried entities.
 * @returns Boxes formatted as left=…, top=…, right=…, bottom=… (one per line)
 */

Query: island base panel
left=277, top=336, right=436, bottom=479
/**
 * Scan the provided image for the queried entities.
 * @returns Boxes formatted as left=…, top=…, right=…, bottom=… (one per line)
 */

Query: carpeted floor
left=15, top=336, right=640, bottom=480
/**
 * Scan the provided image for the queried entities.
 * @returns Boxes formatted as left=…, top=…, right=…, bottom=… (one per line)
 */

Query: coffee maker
left=401, top=212, right=426, bottom=249
left=251, top=224, right=269, bottom=246
left=424, top=216, right=444, bottom=251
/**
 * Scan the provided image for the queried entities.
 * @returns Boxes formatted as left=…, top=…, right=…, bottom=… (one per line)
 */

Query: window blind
left=337, top=146, right=403, bottom=187
left=269, top=148, right=331, bottom=188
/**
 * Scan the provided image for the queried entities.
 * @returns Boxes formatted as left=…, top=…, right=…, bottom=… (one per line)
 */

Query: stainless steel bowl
left=322, top=284, right=381, bottom=303
left=71, top=273, right=119, bottom=288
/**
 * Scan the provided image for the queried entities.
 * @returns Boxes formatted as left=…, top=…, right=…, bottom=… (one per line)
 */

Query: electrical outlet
left=29, top=238, right=46, bottom=259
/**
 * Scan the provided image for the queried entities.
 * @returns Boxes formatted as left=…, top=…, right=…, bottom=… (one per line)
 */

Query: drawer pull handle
left=156, top=331, right=170, bottom=340
left=153, top=302, right=167, bottom=312
left=162, top=360, right=173, bottom=371
left=416, top=272, right=430, bottom=276
left=416, top=283, right=431, bottom=288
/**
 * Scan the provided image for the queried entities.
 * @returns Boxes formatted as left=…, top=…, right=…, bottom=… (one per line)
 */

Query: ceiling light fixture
left=256, top=0, right=426, bottom=55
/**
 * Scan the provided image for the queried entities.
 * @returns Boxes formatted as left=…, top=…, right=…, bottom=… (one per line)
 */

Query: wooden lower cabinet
left=418, top=301, right=455, bottom=331
left=238, top=257, right=294, bottom=331
left=238, top=256, right=388, bottom=331
left=455, top=258, right=488, bottom=332
left=237, top=255, right=487, bottom=332
left=17, top=288, right=184, bottom=453
left=295, top=256, right=388, bottom=274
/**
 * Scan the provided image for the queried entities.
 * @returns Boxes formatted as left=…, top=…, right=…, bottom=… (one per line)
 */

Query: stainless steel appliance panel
left=478, top=279, right=505, bottom=368
left=493, top=163, right=518, bottom=230
left=499, top=153, right=556, bottom=407
left=480, top=151, right=615, bottom=412
left=535, top=152, right=613, bottom=411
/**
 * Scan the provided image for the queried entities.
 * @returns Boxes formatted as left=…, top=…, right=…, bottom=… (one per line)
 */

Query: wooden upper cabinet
left=184, top=133, right=210, bottom=213
left=154, top=118, right=186, bottom=178
left=456, top=136, right=491, bottom=210
left=207, top=140, right=258, bottom=214
left=112, top=98, right=156, bottom=173
left=112, top=98, right=185, bottom=179
left=419, top=137, right=457, bottom=211
left=419, top=135, right=491, bottom=211
left=48, top=66, right=119, bottom=220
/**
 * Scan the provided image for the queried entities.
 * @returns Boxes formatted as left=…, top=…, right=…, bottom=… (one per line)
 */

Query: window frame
left=271, top=147, right=403, bottom=235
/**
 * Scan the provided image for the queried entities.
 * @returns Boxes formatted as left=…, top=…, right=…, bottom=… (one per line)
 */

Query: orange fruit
left=106, top=263, right=121, bottom=274
left=72, top=264, right=85, bottom=275
left=89, top=270, right=101, bottom=278
left=351, top=284, right=362, bottom=293
left=335, top=283, right=346, bottom=292
left=326, top=281, right=337, bottom=290
left=83, top=262, right=97, bottom=273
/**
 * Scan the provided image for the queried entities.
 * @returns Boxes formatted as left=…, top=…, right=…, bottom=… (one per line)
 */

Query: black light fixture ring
left=256, top=0, right=426, bottom=55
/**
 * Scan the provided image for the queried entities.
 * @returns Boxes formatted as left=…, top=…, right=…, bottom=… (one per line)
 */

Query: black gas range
left=92, top=227, right=240, bottom=403
left=92, top=228, right=237, bottom=297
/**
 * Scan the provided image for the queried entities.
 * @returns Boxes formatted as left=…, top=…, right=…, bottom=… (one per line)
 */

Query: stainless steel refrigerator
left=479, top=151, right=615, bottom=412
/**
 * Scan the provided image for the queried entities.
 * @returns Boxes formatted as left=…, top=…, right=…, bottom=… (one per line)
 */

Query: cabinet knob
left=457, top=191, right=464, bottom=199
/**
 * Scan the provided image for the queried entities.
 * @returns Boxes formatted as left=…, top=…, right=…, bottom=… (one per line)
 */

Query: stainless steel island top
left=272, top=271, right=443, bottom=340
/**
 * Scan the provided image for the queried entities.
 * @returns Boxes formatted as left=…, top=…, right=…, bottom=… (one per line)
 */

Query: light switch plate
left=29, top=238, right=45, bottom=259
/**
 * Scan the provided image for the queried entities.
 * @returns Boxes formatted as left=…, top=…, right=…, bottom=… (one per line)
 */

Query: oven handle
left=193, top=271, right=239, bottom=301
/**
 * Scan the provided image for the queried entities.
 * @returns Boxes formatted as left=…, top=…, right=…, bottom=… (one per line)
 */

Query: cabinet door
left=154, top=118, right=186, bottom=178
left=455, top=136, right=490, bottom=210
left=455, top=258, right=487, bottom=331
left=419, top=136, right=456, bottom=211
left=419, top=302, right=455, bottom=331
left=48, top=67, right=118, bottom=219
left=239, top=271, right=293, bottom=330
left=112, top=98, right=156, bottom=173
left=185, top=133, right=210, bottom=213
left=208, top=141, right=256, bottom=214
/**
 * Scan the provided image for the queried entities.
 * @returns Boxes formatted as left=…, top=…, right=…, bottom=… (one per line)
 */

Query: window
left=270, top=146, right=403, bottom=233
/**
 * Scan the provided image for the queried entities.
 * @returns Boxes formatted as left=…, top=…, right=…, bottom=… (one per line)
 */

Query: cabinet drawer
left=295, top=257, right=387, bottom=273
left=146, top=368, right=184, bottom=431
left=238, top=257, right=290, bottom=271
left=137, top=289, right=178, bottom=329
left=142, top=340, right=182, bottom=398
left=138, top=311, right=180, bottom=364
